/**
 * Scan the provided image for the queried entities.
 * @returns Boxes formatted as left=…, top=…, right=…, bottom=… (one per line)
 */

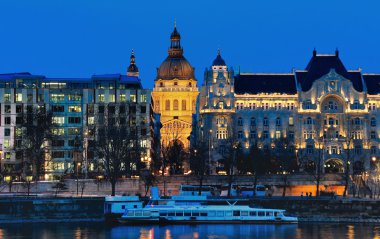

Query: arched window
left=182, top=100, right=186, bottom=110
left=371, top=117, right=377, bottom=127
left=173, top=100, right=179, bottom=110
left=263, top=117, right=269, bottom=126
left=192, top=100, right=196, bottom=111
left=218, top=101, right=224, bottom=109
left=353, top=100, right=360, bottom=110
left=165, top=100, right=170, bottom=110
left=306, top=117, right=313, bottom=125
left=250, top=117, right=256, bottom=126
left=276, top=117, right=281, bottom=126
left=160, top=82, right=164, bottom=87
left=354, top=117, right=361, bottom=125
left=329, top=118, right=334, bottom=125
left=238, top=117, right=243, bottom=126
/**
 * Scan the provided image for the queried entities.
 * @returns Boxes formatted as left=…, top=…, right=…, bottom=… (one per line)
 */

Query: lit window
left=141, top=94, right=147, bottom=103
left=289, top=117, right=294, bottom=126
left=98, top=94, right=105, bottom=102
left=4, top=93, right=11, bottom=102
left=52, top=117, right=65, bottom=124
left=68, top=94, right=81, bottom=101
left=50, top=94, right=65, bottom=102
left=109, top=94, right=115, bottom=103
left=68, top=106, right=82, bottom=112
left=120, top=94, right=126, bottom=102
left=130, top=94, right=136, bottom=102
left=88, top=117, right=95, bottom=125
left=52, top=128, right=65, bottom=136
left=173, top=100, right=179, bottom=110
left=218, top=101, right=224, bottom=109
left=4, top=139, right=10, bottom=148
left=16, top=93, right=23, bottom=102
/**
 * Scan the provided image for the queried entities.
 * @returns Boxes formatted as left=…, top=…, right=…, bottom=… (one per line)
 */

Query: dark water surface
left=0, top=222, right=379, bottom=239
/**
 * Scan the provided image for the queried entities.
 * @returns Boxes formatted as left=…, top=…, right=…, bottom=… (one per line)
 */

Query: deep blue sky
left=1, top=0, right=379, bottom=88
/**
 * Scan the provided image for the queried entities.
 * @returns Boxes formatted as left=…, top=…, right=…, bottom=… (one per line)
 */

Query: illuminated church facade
left=198, top=49, right=380, bottom=174
left=152, top=26, right=199, bottom=148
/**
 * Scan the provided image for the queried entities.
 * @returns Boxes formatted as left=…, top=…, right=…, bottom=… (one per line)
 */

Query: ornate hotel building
left=152, top=26, right=199, bottom=148
left=0, top=52, right=154, bottom=179
left=198, top=49, right=380, bottom=174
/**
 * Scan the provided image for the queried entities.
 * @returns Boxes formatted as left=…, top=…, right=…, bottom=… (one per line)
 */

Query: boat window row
left=154, top=210, right=279, bottom=217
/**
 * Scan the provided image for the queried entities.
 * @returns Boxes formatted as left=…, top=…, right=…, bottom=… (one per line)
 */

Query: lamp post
left=76, top=162, right=81, bottom=196
left=83, top=130, right=88, bottom=179
left=209, top=129, right=212, bottom=175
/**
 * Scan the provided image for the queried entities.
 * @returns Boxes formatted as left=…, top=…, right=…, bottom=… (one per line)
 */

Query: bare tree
left=94, top=112, right=142, bottom=196
left=21, top=106, right=54, bottom=181
left=189, top=142, right=209, bottom=195
left=272, top=138, right=297, bottom=197
left=219, top=141, right=241, bottom=197
left=343, top=126, right=354, bottom=197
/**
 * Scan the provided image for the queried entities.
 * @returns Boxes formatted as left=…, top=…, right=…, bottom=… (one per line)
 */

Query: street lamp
left=209, top=129, right=212, bottom=175
left=76, top=162, right=81, bottom=196
left=83, top=130, right=88, bottom=179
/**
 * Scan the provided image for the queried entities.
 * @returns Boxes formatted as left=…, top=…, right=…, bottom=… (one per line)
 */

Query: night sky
left=1, top=0, right=379, bottom=88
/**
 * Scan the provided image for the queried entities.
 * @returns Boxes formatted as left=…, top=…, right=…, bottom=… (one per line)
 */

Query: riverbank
left=1, top=196, right=380, bottom=224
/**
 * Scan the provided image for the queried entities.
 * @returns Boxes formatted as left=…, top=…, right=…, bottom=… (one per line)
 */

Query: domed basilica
left=152, top=25, right=199, bottom=148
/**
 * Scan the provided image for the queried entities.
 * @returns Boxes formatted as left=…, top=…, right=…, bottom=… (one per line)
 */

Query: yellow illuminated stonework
left=152, top=25, right=199, bottom=148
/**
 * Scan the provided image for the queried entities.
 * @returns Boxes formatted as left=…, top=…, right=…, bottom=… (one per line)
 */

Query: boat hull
left=118, top=217, right=298, bottom=225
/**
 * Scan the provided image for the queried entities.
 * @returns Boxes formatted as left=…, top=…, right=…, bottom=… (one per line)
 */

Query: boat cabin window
left=258, top=211, right=265, bottom=217
left=159, top=212, right=167, bottom=216
left=217, top=211, right=224, bottom=217
left=184, top=212, right=191, bottom=216
left=168, top=211, right=175, bottom=216
left=135, top=211, right=142, bottom=216
left=233, top=211, right=240, bottom=216
left=176, top=211, right=184, bottom=216
left=122, top=205, right=126, bottom=209
left=127, top=211, right=134, bottom=216
left=192, top=212, right=200, bottom=217
left=208, top=211, right=216, bottom=217
left=200, top=212, right=208, bottom=217
left=241, top=211, right=248, bottom=216
left=143, top=211, right=151, bottom=216
left=225, top=211, right=232, bottom=217
left=249, top=211, right=257, bottom=216
left=274, top=212, right=279, bottom=217
left=266, top=212, right=273, bottom=216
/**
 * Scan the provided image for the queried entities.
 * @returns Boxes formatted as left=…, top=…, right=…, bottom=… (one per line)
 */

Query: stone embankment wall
left=0, top=197, right=104, bottom=223
left=252, top=197, right=380, bottom=222
left=0, top=174, right=344, bottom=197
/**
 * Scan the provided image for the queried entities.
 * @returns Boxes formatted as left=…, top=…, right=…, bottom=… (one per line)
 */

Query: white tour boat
left=117, top=196, right=298, bottom=224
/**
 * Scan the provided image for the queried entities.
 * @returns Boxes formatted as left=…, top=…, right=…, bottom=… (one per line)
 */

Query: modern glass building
left=0, top=51, right=154, bottom=180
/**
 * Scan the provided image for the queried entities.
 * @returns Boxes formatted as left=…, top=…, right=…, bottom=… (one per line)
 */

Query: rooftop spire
left=212, top=48, right=226, bottom=66
left=168, top=22, right=183, bottom=58
left=127, top=49, right=139, bottom=77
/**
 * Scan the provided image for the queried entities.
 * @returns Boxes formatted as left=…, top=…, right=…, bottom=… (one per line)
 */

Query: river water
left=0, top=223, right=379, bottom=239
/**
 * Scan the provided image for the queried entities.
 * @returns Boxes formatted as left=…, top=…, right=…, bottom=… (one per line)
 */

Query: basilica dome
left=156, top=26, right=195, bottom=80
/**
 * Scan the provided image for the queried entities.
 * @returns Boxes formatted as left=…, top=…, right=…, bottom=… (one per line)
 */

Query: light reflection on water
left=0, top=223, right=380, bottom=239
